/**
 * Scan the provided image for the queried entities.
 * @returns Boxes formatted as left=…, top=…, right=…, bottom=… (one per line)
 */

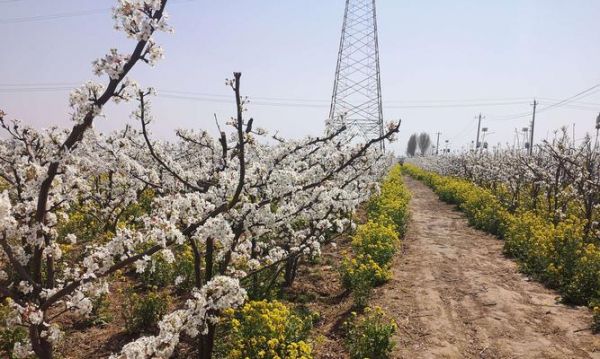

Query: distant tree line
left=406, top=132, right=431, bottom=157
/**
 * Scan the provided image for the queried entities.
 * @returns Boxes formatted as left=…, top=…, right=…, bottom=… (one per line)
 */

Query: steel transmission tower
left=329, top=0, right=384, bottom=142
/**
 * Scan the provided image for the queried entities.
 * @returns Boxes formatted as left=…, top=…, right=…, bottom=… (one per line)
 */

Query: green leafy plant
left=122, top=290, right=170, bottom=334
left=344, top=306, right=396, bottom=359
left=592, top=304, right=600, bottom=333
left=86, top=293, right=113, bottom=326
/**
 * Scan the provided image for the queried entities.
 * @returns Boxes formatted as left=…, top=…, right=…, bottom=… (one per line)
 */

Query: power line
left=448, top=119, right=477, bottom=142
left=0, top=88, right=536, bottom=109
left=2, top=82, right=600, bottom=105
left=561, top=104, right=600, bottom=112
left=0, top=8, right=109, bottom=24
left=388, top=101, right=528, bottom=109
left=0, top=86, right=557, bottom=108
left=537, top=86, right=600, bottom=114
left=0, top=83, right=530, bottom=104
left=0, top=0, right=196, bottom=25
left=538, top=97, right=600, bottom=107
left=0, top=82, right=79, bottom=87
left=159, top=93, right=327, bottom=109
left=446, top=84, right=600, bottom=148
left=488, top=82, right=600, bottom=122
left=1, top=83, right=599, bottom=112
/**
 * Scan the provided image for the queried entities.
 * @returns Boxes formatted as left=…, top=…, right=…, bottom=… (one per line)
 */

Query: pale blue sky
left=1, top=0, right=600, bottom=154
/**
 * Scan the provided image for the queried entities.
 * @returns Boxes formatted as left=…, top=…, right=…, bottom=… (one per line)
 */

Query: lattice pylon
left=328, top=0, right=384, bottom=143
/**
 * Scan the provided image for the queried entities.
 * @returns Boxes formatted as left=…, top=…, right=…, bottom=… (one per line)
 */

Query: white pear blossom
left=13, top=341, right=34, bottom=359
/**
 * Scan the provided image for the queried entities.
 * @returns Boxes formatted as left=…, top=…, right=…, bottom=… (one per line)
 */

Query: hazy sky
left=2, top=0, right=600, bottom=155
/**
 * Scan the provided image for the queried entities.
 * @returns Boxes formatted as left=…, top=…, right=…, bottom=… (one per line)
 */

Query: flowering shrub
left=351, top=222, right=399, bottom=268
left=341, top=254, right=391, bottom=307
left=502, top=211, right=552, bottom=276
left=225, top=300, right=314, bottom=359
left=367, top=165, right=411, bottom=235
left=344, top=306, right=396, bottom=359
left=340, top=165, right=409, bottom=308
left=560, top=242, right=600, bottom=305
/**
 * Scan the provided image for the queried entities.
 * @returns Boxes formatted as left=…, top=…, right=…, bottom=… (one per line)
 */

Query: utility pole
left=595, top=113, right=600, bottom=148
left=529, top=99, right=537, bottom=155
left=475, top=113, right=483, bottom=151
left=435, top=132, right=441, bottom=155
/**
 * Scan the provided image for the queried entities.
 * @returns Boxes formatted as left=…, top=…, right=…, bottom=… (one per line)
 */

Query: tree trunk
left=205, top=237, right=214, bottom=282
left=283, top=256, right=299, bottom=288
left=30, top=325, right=53, bottom=359
left=189, top=238, right=203, bottom=288
left=198, top=323, right=216, bottom=359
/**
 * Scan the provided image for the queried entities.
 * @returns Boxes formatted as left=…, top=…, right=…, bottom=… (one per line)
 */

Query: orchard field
left=1, top=1, right=600, bottom=358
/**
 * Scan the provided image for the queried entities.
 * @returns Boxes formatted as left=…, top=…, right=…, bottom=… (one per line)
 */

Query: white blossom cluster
left=111, top=276, right=246, bottom=359
left=93, top=49, right=131, bottom=80
left=113, top=0, right=172, bottom=41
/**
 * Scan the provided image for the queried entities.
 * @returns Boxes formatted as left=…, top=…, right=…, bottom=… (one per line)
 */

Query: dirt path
left=371, top=176, right=600, bottom=359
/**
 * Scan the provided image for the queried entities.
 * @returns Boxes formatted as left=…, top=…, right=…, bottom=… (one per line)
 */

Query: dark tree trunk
left=283, top=256, right=299, bottom=287
left=189, top=238, right=203, bottom=288
left=205, top=237, right=214, bottom=282
left=198, top=323, right=216, bottom=359
left=30, top=325, right=53, bottom=359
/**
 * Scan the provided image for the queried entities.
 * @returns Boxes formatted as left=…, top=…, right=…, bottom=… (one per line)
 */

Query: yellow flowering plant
left=340, top=254, right=391, bottom=307
left=351, top=221, right=399, bottom=268
left=225, top=300, right=314, bottom=359
left=341, top=165, right=410, bottom=308
left=367, top=165, right=411, bottom=235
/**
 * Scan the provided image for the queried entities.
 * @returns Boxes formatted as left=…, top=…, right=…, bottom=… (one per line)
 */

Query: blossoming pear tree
left=0, top=1, right=400, bottom=358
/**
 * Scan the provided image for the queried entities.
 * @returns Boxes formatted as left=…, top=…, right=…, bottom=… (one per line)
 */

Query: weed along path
left=372, top=176, right=600, bottom=359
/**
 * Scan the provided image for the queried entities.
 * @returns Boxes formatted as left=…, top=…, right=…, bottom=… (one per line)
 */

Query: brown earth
left=290, top=234, right=354, bottom=359
left=370, top=176, right=600, bottom=359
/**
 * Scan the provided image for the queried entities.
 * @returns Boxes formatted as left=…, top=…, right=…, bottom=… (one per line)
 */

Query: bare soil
left=290, top=235, right=354, bottom=359
left=370, top=176, right=600, bottom=359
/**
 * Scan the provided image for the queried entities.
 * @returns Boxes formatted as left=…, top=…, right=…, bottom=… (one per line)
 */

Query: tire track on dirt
left=371, top=176, right=600, bottom=359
